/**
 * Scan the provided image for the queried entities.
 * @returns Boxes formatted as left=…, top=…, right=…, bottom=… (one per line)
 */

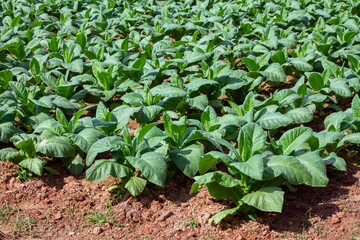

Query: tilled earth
left=0, top=148, right=359, bottom=240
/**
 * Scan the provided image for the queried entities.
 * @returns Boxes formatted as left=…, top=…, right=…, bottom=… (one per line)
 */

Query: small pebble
left=93, top=227, right=102, bottom=235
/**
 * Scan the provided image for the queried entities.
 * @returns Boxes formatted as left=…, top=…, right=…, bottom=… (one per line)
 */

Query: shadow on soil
left=39, top=160, right=86, bottom=190
left=134, top=174, right=197, bottom=208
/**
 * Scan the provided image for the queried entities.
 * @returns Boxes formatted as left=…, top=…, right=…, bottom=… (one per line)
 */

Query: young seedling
left=183, top=218, right=198, bottom=228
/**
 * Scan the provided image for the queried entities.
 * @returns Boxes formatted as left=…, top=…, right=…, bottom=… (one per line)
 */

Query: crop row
left=0, top=0, right=360, bottom=223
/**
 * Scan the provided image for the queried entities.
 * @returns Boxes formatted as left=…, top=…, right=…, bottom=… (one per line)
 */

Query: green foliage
left=183, top=218, right=199, bottom=228
left=0, top=0, right=358, bottom=225
left=85, top=208, right=119, bottom=227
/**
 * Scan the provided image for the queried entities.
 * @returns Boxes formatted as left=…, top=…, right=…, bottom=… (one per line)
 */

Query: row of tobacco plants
left=1, top=0, right=360, bottom=223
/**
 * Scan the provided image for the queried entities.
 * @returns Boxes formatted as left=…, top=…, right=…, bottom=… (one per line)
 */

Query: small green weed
left=350, top=224, right=360, bottom=240
left=306, top=210, right=324, bottom=237
left=85, top=206, right=121, bottom=227
left=57, top=204, right=78, bottom=213
left=280, top=230, right=289, bottom=238
left=15, top=167, right=35, bottom=181
left=66, top=205, right=78, bottom=213
left=183, top=218, right=198, bottom=228
left=351, top=233, right=360, bottom=240
left=0, top=202, right=14, bottom=222
left=86, top=210, right=113, bottom=226
left=12, top=210, right=35, bottom=232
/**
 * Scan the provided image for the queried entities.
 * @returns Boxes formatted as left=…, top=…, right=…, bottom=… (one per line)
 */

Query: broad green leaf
left=187, top=130, right=223, bottom=152
left=0, top=70, right=13, bottom=89
left=86, top=159, right=131, bottom=182
left=186, top=78, right=218, bottom=92
left=278, top=126, right=312, bottom=155
left=261, top=63, right=286, bottom=82
left=92, top=62, right=113, bottom=91
left=199, top=151, right=230, bottom=174
left=265, top=155, right=311, bottom=185
left=338, top=133, right=360, bottom=147
left=151, top=84, right=186, bottom=98
left=308, top=72, right=324, bottom=91
left=30, top=98, right=52, bottom=109
left=56, top=108, right=69, bottom=130
left=256, top=110, right=292, bottom=129
left=324, top=112, right=353, bottom=132
left=37, top=137, right=74, bottom=158
left=228, top=100, right=243, bottom=117
left=238, top=123, right=266, bottom=162
left=136, top=106, right=163, bottom=123
left=169, top=144, right=203, bottom=178
left=52, top=96, right=82, bottom=110
left=75, top=32, right=87, bottom=49
left=344, top=19, right=360, bottom=32
left=347, top=55, right=359, bottom=72
left=203, top=106, right=218, bottom=127
left=192, top=171, right=242, bottom=202
left=10, top=15, right=21, bottom=27
left=314, top=131, right=344, bottom=149
left=9, top=81, right=28, bottom=104
left=322, top=60, right=340, bottom=78
left=185, top=52, right=210, bottom=64
left=10, top=133, right=36, bottom=156
left=132, top=56, right=147, bottom=70
left=214, top=137, right=241, bottom=160
left=201, top=111, right=211, bottom=132
left=69, top=105, right=95, bottom=131
left=136, top=122, right=162, bottom=145
left=168, top=121, right=188, bottom=145
left=323, top=152, right=346, bottom=171
left=57, top=83, right=78, bottom=99
left=188, top=95, right=209, bottom=111
left=352, top=94, right=360, bottom=119
left=120, top=37, right=129, bottom=54
left=95, top=102, right=110, bottom=122
left=296, top=152, right=328, bottom=187
left=19, top=158, right=46, bottom=176
left=112, top=107, right=139, bottom=130
left=287, top=108, right=313, bottom=124
left=241, top=187, right=284, bottom=212
left=62, top=154, right=84, bottom=174
left=242, top=57, right=258, bottom=72
left=330, top=81, right=351, bottom=97
left=127, top=152, right=167, bottom=187
left=243, top=92, right=255, bottom=114
left=86, top=136, right=125, bottom=166
left=121, top=92, right=143, bottom=106
left=30, top=58, right=41, bottom=76
left=209, top=207, right=239, bottom=224
left=0, top=148, right=23, bottom=163
left=34, top=119, right=65, bottom=136
left=0, top=122, right=17, bottom=143
left=271, top=50, right=286, bottom=65
left=192, top=171, right=242, bottom=189
left=8, top=39, right=26, bottom=62
left=125, top=176, right=147, bottom=196
left=230, top=155, right=264, bottom=180
left=291, top=58, right=313, bottom=72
